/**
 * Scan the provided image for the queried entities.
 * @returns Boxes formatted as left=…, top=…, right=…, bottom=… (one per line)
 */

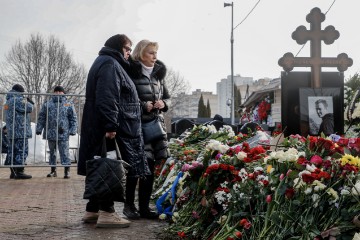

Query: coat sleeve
left=95, top=63, right=120, bottom=132
left=67, top=103, right=78, bottom=135
left=161, top=81, right=171, bottom=112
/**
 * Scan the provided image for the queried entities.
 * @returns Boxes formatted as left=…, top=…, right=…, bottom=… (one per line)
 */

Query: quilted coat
left=36, top=95, right=77, bottom=140
left=129, top=59, right=171, bottom=161
left=4, top=90, right=33, bottom=140
left=77, top=47, right=149, bottom=177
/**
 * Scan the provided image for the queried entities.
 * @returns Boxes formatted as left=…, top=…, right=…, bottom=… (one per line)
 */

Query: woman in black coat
left=78, top=34, right=149, bottom=228
left=123, top=39, right=170, bottom=220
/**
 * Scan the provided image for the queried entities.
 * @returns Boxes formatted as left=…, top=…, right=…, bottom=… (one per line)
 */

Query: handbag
left=83, top=138, right=128, bottom=202
left=142, top=116, right=166, bottom=144
left=141, top=80, right=167, bottom=144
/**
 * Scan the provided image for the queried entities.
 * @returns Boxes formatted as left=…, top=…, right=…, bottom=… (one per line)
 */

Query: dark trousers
left=138, top=158, right=155, bottom=211
left=86, top=198, right=114, bottom=213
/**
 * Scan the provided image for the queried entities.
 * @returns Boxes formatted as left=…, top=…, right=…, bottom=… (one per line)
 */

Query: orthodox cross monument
left=278, top=7, right=353, bottom=136
left=278, top=7, right=353, bottom=88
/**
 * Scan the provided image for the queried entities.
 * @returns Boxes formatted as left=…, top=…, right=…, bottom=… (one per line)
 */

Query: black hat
left=54, top=86, right=65, bottom=93
left=12, top=84, right=25, bottom=93
left=104, top=34, right=123, bottom=52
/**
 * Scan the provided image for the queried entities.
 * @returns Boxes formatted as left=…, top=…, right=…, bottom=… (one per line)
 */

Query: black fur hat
left=54, top=86, right=65, bottom=93
left=12, top=84, right=25, bottom=93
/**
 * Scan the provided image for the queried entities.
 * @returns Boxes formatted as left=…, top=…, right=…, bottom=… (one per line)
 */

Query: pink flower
left=266, top=194, right=272, bottom=203
left=310, top=155, right=323, bottom=166
left=181, top=164, right=191, bottom=172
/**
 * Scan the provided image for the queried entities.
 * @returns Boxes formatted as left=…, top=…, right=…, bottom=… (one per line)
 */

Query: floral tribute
left=257, top=99, right=271, bottom=122
left=153, top=124, right=360, bottom=240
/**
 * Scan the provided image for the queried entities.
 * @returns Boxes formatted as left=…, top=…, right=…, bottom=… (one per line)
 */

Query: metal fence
left=0, top=92, right=84, bottom=168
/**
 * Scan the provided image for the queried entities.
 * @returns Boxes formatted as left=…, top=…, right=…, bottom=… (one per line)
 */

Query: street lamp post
left=224, top=2, right=235, bottom=125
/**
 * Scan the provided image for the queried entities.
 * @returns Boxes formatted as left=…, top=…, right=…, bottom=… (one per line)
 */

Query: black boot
left=123, top=177, right=140, bottom=220
left=10, top=168, right=16, bottom=179
left=139, top=174, right=158, bottom=219
left=47, top=167, right=57, bottom=177
left=64, top=167, right=70, bottom=179
left=14, top=167, right=32, bottom=179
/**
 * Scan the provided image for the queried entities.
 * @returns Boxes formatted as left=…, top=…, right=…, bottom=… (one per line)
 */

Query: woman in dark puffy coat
left=77, top=34, right=149, bottom=228
left=123, top=39, right=171, bottom=220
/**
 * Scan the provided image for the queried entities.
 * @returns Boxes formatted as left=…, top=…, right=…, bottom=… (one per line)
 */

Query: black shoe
left=10, top=168, right=16, bottom=179
left=14, top=171, right=32, bottom=179
left=64, top=167, right=70, bottom=179
left=123, top=204, right=140, bottom=220
left=139, top=208, right=159, bottom=219
left=47, top=171, right=57, bottom=177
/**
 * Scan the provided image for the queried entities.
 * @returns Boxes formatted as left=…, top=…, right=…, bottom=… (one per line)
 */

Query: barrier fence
left=0, top=92, right=84, bottom=168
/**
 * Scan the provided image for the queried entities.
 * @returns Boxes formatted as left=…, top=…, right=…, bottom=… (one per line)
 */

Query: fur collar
left=129, top=59, right=167, bottom=81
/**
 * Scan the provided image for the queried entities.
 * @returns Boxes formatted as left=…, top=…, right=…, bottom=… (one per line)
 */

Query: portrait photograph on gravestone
left=299, top=88, right=342, bottom=136
left=281, top=72, right=344, bottom=137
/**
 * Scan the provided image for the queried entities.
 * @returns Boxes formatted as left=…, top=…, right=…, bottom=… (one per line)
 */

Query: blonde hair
left=132, top=40, right=159, bottom=61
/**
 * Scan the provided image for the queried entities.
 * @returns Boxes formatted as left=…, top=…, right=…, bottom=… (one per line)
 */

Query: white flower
left=207, top=124, right=217, bottom=134
left=238, top=168, right=248, bottom=181
left=293, top=177, right=305, bottom=189
left=340, top=189, right=350, bottom=195
left=206, top=139, right=229, bottom=153
left=327, top=188, right=339, bottom=201
left=159, top=213, right=167, bottom=220
left=237, top=151, right=247, bottom=160
left=173, top=212, right=179, bottom=218
left=306, top=164, right=317, bottom=173
left=299, top=170, right=312, bottom=177
left=351, top=181, right=360, bottom=196
left=304, top=187, right=313, bottom=195
left=312, top=194, right=320, bottom=207
left=312, top=180, right=326, bottom=191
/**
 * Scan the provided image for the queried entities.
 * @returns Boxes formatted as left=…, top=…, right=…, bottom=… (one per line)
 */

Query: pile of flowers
left=153, top=125, right=360, bottom=240
left=257, top=99, right=271, bottom=122
left=344, top=86, right=360, bottom=137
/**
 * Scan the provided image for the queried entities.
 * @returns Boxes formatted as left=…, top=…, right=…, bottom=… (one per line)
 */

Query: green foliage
left=206, top=99, right=211, bottom=118
left=345, top=73, right=360, bottom=91
left=197, top=94, right=207, bottom=118
left=234, top=85, right=242, bottom=118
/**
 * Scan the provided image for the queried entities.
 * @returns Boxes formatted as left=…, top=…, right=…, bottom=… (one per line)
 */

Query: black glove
left=27, top=97, right=34, bottom=105
left=36, top=131, right=41, bottom=135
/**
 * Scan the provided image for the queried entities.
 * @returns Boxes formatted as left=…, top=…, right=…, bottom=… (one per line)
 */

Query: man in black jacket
left=315, top=99, right=334, bottom=136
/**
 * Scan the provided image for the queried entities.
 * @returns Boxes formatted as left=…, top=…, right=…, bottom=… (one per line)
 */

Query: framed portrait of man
left=281, top=71, right=344, bottom=137
left=299, top=88, right=342, bottom=136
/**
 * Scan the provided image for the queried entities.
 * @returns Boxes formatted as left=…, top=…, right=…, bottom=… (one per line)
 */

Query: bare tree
left=163, top=68, right=190, bottom=129
left=0, top=33, right=87, bottom=95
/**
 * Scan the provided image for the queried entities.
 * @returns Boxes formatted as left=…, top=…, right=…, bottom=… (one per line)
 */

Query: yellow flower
left=340, top=154, right=360, bottom=167
left=266, top=165, right=273, bottom=173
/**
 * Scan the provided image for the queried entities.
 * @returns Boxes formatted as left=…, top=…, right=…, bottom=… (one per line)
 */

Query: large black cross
left=278, top=7, right=353, bottom=88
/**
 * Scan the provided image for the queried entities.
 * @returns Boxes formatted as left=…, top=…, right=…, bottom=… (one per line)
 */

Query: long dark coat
left=77, top=47, right=149, bottom=177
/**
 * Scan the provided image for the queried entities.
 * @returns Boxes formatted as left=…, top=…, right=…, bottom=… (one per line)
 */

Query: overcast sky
left=0, top=0, right=359, bottom=93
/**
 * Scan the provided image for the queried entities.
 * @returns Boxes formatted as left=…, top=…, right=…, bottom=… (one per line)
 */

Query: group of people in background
left=77, top=34, right=170, bottom=228
left=3, top=84, right=78, bottom=179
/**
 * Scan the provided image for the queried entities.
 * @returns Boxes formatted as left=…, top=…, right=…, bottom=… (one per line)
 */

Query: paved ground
left=0, top=166, right=168, bottom=240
